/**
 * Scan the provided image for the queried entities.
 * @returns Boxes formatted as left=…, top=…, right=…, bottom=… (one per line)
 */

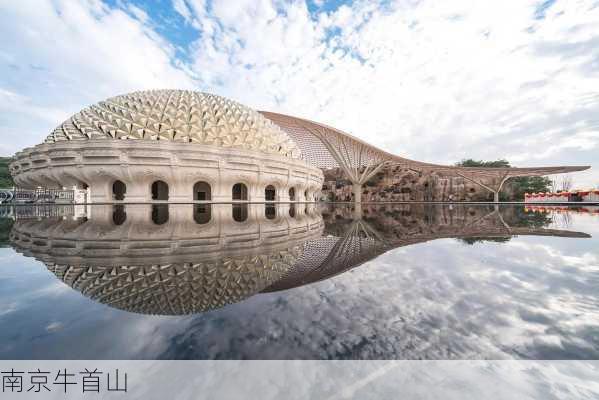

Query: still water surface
left=0, top=203, right=598, bottom=359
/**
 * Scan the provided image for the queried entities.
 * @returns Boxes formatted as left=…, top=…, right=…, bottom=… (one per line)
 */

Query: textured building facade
left=10, top=89, right=589, bottom=203
left=10, top=90, right=323, bottom=203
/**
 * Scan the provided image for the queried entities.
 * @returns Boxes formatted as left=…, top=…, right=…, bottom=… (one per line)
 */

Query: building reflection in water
left=151, top=204, right=169, bottom=225
left=113, top=205, right=127, bottom=226
left=265, top=203, right=276, bottom=220
left=7, top=203, right=590, bottom=316
left=232, top=203, right=248, bottom=223
left=289, top=204, right=296, bottom=218
left=193, top=204, right=211, bottom=225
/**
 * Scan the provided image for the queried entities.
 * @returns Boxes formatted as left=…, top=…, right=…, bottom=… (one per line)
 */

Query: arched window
left=113, top=180, right=126, bottom=201
left=151, top=181, right=169, bottom=201
left=304, top=190, right=309, bottom=201
left=232, top=183, right=248, bottom=201
left=151, top=204, right=169, bottom=225
left=193, top=181, right=211, bottom=201
left=288, top=187, right=295, bottom=201
left=265, top=204, right=276, bottom=220
left=112, top=205, right=127, bottom=225
left=232, top=204, right=248, bottom=222
left=289, top=204, right=296, bottom=218
left=265, top=185, right=276, bottom=201
left=193, top=204, right=212, bottom=224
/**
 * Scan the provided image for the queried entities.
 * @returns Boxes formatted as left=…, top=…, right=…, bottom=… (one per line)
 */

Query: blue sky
left=1, top=0, right=598, bottom=186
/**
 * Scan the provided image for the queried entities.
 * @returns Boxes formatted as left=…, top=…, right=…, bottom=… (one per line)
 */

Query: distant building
left=525, top=190, right=599, bottom=203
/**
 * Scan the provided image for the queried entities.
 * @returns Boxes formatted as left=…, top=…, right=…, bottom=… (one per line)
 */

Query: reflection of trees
left=555, top=212, right=572, bottom=229
left=510, top=206, right=553, bottom=228
left=0, top=218, right=13, bottom=247
left=459, top=236, right=511, bottom=245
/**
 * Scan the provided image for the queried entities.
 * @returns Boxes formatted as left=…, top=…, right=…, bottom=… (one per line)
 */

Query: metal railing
left=0, top=188, right=75, bottom=204
left=0, top=189, right=14, bottom=204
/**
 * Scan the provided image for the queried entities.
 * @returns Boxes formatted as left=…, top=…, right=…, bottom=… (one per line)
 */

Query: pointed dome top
left=45, top=89, right=301, bottom=158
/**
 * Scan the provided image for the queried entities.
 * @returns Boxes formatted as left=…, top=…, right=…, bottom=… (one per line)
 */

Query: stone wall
left=321, top=165, right=511, bottom=202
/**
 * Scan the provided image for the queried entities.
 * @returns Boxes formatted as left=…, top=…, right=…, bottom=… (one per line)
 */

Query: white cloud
left=173, top=0, right=193, bottom=24
left=1, top=0, right=598, bottom=186
left=45, top=321, right=63, bottom=332
left=0, top=0, right=194, bottom=151
left=181, top=0, right=599, bottom=186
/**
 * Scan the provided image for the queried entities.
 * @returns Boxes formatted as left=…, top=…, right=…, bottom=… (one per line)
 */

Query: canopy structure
left=264, top=206, right=590, bottom=292
left=261, top=111, right=590, bottom=203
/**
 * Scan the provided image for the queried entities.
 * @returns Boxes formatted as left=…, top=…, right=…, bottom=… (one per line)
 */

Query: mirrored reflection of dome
left=45, top=254, right=297, bottom=315
left=10, top=204, right=323, bottom=315
left=8, top=203, right=589, bottom=315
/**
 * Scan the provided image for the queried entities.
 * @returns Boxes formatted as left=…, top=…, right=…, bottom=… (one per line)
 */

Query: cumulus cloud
left=1, top=0, right=598, bottom=185
left=142, top=231, right=599, bottom=360
left=0, top=0, right=194, bottom=150
left=176, top=0, right=599, bottom=185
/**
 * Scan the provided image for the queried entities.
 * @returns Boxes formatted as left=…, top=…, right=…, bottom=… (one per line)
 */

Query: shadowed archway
left=265, top=185, right=276, bottom=201
left=113, top=180, right=126, bottom=201
left=151, top=181, right=169, bottom=201
left=232, top=183, right=248, bottom=201
left=193, top=181, right=211, bottom=201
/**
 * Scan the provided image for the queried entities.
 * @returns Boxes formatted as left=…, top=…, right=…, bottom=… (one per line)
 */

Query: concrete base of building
left=11, top=140, right=323, bottom=204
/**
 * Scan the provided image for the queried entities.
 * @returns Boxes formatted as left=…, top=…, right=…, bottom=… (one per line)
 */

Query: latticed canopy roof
left=44, top=90, right=301, bottom=159
left=260, top=111, right=590, bottom=185
left=34, top=89, right=588, bottom=185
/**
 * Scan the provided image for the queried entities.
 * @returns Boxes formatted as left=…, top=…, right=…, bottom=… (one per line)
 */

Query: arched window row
left=108, top=181, right=317, bottom=202
left=111, top=203, right=312, bottom=226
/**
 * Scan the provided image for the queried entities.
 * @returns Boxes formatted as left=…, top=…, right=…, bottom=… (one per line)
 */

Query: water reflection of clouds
left=0, top=206, right=598, bottom=360
left=146, top=232, right=599, bottom=359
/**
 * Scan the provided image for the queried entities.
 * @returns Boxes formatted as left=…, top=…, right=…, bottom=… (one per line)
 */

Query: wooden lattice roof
left=261, top=111, right=590, bottom=182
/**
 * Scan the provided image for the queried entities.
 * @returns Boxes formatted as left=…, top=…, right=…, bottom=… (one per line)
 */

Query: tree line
left=0, top=158, right=15, bottom=188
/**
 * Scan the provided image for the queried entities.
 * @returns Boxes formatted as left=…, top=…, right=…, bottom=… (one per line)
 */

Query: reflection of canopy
left=264, top=205, right=591, bottom=292
left=261, top=111, right=590, bottom=201
left=8, top=204, right=591, bottom=315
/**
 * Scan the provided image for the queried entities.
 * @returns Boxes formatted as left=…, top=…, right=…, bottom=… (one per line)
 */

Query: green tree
left=0, top=158, right=14, bottom=188
left=509, top=175, right=552, bottom=201
left=456, top=158, right=511, bottom=168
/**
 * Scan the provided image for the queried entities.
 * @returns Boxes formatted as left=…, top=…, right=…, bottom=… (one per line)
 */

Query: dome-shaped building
left=10, top=90, right=323, bottom=203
